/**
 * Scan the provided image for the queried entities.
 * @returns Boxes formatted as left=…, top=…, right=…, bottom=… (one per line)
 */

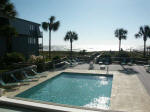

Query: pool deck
left=0, top=64, right=150, bottom=112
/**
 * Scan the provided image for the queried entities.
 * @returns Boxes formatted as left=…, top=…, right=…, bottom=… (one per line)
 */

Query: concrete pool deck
left=0, top=64, right=150, bottom=112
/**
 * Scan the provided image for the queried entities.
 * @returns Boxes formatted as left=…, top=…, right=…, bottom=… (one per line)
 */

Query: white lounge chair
left=30, top=69, right=48, bottom=78
left=99, top=61, right=103, bottom=65
left=89, top=62, right=94, bottom=69
left=22, top=71, right=40, bottom=80
left=146, top=66, right=150, bottom=73
left=100, top=65, right=106, bottom=70
left=0, top=78, right=20, bottom=89
left=10, top=73, right=32, bottom=83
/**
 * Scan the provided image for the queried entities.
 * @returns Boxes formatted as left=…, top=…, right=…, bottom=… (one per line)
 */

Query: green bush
left=4, top=52, right=25, bottom=64
left=115, top=51, right=130, bottom=57
left=52, top=56, right=60, bottom=61
left=52, top=56, right=61, bottom=63
left=28, top=55, right=45, bottom=72
left=28, top=55, right=44, bottom=64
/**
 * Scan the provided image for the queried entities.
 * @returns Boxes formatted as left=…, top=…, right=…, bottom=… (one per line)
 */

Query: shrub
left=4, top=52, right=25, bottom=64
left=115, top=51, right=130, bottom=58
left=28, top=55, right=45, bottom=72
left=52, top=56, right=61, bottom=64
left=52, top=56, right=60, bottom=61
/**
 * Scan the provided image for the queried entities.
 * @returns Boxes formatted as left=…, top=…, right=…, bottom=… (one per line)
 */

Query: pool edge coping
left=0, top=96, right=125, bottom=112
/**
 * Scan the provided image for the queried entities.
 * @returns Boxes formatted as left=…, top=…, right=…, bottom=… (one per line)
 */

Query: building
left=0, top=17, right=43, bottom=58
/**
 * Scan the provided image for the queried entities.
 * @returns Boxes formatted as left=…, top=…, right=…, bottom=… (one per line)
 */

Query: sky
left=11, top=0, right=150, bottom=51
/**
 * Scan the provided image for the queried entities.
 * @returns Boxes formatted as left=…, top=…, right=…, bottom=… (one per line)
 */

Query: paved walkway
left=72, top=64, right=124, bottom=71
left=129, top=65, right=150, bottom=96
left=72, top=64, right=150, bottom=96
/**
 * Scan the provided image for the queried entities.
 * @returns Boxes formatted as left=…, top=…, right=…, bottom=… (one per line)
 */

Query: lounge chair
left=59, top=62, right=70, bottom=69
left=104, top=58, right=109, bottom=65
left=99, top=61, right=103, bottom=65
left=10, top=73, right=32, bottom=83
left=100, top=65, right=106, bottom=70
left=121, top=58, right=126, bottom=65
left=127, top=60, right=133, bottom=66
left=89, top=62, right=94, bottom=69
left=146, top=66, right=150, bottom=73
left=22, top=71, right=40, bottom=80
left=0, top=78, right=20, bottom=89
left=68, top=60, right=78, bottom=67
left=105, top=61, right=109, bottom=65
left=30, top=69, right=48, bottom=78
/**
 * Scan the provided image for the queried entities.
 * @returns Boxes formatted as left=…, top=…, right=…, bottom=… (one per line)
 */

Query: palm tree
left=0, top=25, right=17, bottom=52
left=115, top=28, right=128, bottom=52
left=42, top=16, right=60, bottom=59
left=0, top=0, right=18, bottom=53
left=0, top=0, right=17, bottom=18
left=135, top=26, right=150, bottom=57
left=64, top=31, right=78, bottom=59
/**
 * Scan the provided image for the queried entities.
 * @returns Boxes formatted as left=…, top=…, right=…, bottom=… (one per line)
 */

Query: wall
left=10, top=18, right=40, bottom=58
left=0, top=37, right=7, bottom=56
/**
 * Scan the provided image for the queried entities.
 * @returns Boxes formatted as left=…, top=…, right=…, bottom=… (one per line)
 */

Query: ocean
left=43, top=45, right=141, bottom=52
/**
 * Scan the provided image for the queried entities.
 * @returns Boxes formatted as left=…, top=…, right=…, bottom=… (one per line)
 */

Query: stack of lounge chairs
left=0, top=78, right=20, bottom=89
left=104, top=58, right=110, bottom=65
left=0, top=65, right=48, bottom=90
left=127, top=59, right=133, bottom=66
left=89, top=61, right=94, bottom=70
left=145, top=65, right=150, bottom=73
left=100, top=65, right=106, bottom=70
left=121, top=58, right=126, bottom=65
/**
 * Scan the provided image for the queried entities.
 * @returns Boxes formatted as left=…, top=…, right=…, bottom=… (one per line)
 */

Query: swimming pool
left=16, top=72, right=113, bottom=110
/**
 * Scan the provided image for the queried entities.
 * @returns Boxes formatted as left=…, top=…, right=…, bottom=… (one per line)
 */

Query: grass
left=40, top=51, right=94, bottom=60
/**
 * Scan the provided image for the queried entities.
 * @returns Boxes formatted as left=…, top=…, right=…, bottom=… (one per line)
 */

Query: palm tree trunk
left=49, top=30, right=51, bottom=59
left=119, top=39, right=121, bottom=51
left=70, top=41, right=72, bottom=60
left=144, top=40, right=146, bottom=57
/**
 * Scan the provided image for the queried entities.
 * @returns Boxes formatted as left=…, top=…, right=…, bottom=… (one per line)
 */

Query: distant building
left=0, top=17, right=43, bottom=58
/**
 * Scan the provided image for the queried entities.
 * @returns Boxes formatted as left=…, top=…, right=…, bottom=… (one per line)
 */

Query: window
left=28, top=37, right=36, bottom=45
left=28, top=37, right=30, bottom=44
left=33, top=38, right=36, bottom=44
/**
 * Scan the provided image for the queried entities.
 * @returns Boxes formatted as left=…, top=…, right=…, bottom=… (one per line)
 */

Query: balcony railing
left=38, top=44, right=43, bottom=49
left=38, top=32, right=43, bottom=38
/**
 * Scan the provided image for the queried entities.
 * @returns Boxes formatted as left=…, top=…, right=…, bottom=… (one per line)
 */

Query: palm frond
left=72, top=32, right=78, bottom=40
left=140, top=27, right=144, bottom=35
left=135, top=26, right=150, bottom=40
left=64, top=36, right=69, bottom=41
left=135, top=34, right=140, bottom=38
left=114, top=29, right=119, bottom=38
left=49, top=16, right=55, bottom=23
left=42, top=22, right=49, bottom=31
left=64, top=31, right=78, bottom=42
left=145, top=25, right=150, bottom=36
left=0, top=1, right=17, bottom=17
left=115, top=28, right=127, bottom=40
left=52, top=21, right=60, bottom=31
left=0, top=0, right=9, bottom=4
left=0, top=0, right=9, bottom=8
left=64, top=31, right=72, bottom=41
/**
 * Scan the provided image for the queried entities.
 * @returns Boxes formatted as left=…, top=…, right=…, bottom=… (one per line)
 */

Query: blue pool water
left=16, top=72, right=113, bottom=109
